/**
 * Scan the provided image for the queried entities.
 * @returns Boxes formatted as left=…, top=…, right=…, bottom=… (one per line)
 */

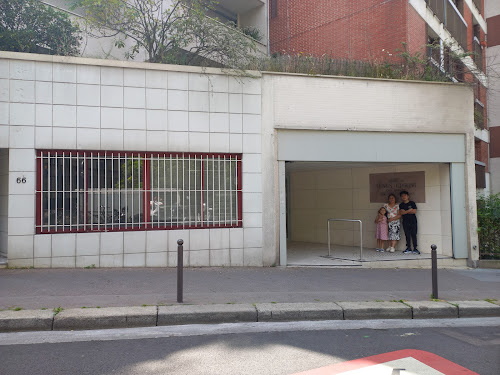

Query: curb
left=1, top=301, right=499, bottom=332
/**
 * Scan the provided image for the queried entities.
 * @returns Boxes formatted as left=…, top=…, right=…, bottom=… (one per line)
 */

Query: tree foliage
left=0, top=0, right=81, bottom=56
left=73, top=0, right=257, bottom=68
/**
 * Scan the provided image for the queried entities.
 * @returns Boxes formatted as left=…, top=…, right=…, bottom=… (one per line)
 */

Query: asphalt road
left=1, top=318, right=499, bottom=374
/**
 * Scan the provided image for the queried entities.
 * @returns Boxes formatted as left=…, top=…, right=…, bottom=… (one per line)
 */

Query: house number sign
left=16, top=177, right=27, bottom=184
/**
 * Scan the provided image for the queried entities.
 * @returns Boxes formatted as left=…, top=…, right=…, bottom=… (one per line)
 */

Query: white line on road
left=1, top=317, right=499, bottom=346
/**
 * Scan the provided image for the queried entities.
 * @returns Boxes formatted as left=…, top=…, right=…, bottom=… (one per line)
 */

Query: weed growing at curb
left=13, top=307, right=23, bottom=311
left=53, top=307, right=64, bottom=315
left=484, top=298, right=498, bottom=304
left=84, top=264, right=96, bottom=269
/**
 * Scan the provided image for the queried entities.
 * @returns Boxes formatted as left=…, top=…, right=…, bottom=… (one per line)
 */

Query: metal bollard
left=431, top=244, right=438, bottom=299
left=177, top=239, right=184, bottom=303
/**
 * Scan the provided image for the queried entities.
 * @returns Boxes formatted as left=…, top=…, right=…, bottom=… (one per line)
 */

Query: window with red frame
left=36, top=151, right=242, bottom=234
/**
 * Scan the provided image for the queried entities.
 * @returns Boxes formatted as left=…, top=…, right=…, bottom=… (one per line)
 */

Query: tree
left=0, top=0, right=81, bottom=56
left=72, top=0, right=257, bottom=68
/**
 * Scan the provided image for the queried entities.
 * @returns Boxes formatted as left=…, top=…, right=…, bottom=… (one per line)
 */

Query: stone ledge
left=448, top=300, right=500, bottom=317
left=53, top=306, right=157, bottom=330
left=158, top=304, right=257, bottom=325
left=0, top=310, right=54, bottom=332
left=256, top=302, right=343, bottom=321
left=406, top=301, right=458, bottom=319
left=336, top=301, right=412, bottom=320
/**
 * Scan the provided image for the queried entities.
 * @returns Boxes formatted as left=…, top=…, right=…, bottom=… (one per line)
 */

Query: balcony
left=426, top=0, right=468, bottom=50
left=471, top=0, right=482, bottom=14
left=216, top=0, right=265, bottom=15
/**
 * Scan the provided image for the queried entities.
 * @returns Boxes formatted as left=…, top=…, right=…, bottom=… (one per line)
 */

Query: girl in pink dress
left=374, top=207, right=389, bottom=252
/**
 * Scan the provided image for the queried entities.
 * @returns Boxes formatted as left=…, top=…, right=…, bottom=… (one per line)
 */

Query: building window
left=475, top=163, right=486, bottom=189
left=36, top=151, right=242, bottom=234
left=271, top=0, right=278, bottom=19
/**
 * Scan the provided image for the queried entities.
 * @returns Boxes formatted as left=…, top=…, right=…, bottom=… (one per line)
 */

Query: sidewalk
left=1, top=267, right=499, bottom=332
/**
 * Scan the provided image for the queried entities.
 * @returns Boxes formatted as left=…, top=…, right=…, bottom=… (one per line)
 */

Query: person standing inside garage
left=399, top=190, right=419, bottom=255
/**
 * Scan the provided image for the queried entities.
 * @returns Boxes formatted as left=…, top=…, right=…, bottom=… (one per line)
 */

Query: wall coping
left=0, top=51, right=470, bottom=88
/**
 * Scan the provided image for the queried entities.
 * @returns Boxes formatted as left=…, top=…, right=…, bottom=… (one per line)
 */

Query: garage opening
left=284, top=161, right=454, bottom=266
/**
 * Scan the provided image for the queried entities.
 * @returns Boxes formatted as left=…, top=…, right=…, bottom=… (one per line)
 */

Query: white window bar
left=62, top=154, right=65, bottom=229
left=223, top=155, right=227, bottom=225
left=76, top=154, right=80, bottom=231
left=157, top=153, right=160, bottom=228
left=170, top=156, right=173, bottom=227
left=84, top=152, right=87, bottom=232
left=124, top=154, right=128, bottom=230
left=194, top=155, right=198, bottom=227
left=229, top=156, right=233, bottom=225
left=188, top=155, right=191, bottom=225
left=206, top=155, right=209, bottom=226
left=163, top=154, right=167, bottom=228
left=55, top=151, right=59, bottom=232
left=111, top=153, right=114, bottom=230
left=175, top=154, right=179, bottom=227
left=182, top=154, right=185, bottom=229
left=131, top=154, right=134, bottom=228
left=69, top=153, right=72, bottom=230
left=235, top=157, right=239, bottom=225
left=90, top=153, right=94, bottom=231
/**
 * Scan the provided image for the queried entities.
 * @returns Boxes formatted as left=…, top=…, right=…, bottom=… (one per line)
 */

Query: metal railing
left=471, top=0, right=481, bottom=14
left=327, top=219, right=363, bottom=261
left=426, top=0, right=468, bottom=50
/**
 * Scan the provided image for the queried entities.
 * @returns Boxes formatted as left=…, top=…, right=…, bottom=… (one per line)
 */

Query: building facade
left=0, top=51, right=479, bottom=268
left=269, top=0, right=490, bottom=193
left=486, top=0, right=500, bottom=194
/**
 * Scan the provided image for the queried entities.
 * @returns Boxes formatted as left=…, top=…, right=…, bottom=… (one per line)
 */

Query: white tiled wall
left=1, top=57, right=263, bottom=267
left=290, top=163, right=453, bottom=256
left=0, top=150, right=8, bottom=257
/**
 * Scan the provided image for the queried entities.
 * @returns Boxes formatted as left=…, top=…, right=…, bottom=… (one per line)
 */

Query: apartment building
left=42, top=0, right=269, bottom=59
left=269, top=0, right=490, bottom=192
left=486, top=0, right=500, bottom=194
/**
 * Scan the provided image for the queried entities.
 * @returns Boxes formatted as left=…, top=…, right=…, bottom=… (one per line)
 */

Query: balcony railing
left=427, top=0, right=445, bottom=23
left=426, top=0, right=468, bottom=50
left=217, top=0, right=265, bottom=15
left=473, top=37, right=483, bottom=71
left=472, top=0, right=482, bottom=14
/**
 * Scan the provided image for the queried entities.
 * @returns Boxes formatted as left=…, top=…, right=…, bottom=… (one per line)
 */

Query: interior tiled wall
left=0, top=57, right=263, bottom=267
left=289, top=163, right=452, bottom=256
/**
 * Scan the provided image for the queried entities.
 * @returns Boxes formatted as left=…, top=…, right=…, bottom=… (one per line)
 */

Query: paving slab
left=406, top=301, right=458, bottom=319
left=53, top=306, right=157, bottom=330
left=256, top=302, right=343, bottom=322
left=158, top=304, right=256, bottom=325
left=336, top=301, right=411, bottom=320
left=0, top=310, right=53, bottom=332
left=448, top=300, right=500, bottom=317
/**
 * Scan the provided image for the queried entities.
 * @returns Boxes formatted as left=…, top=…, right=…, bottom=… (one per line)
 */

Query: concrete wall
left=289, top=163, right=452, bottom=256
left=0, top=51, right=263, bottom=268
left=260, top=72, right=478, bottom=265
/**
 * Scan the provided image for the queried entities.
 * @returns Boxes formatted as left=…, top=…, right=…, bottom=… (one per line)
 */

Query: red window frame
left=36, top=150, right=243, bottom=234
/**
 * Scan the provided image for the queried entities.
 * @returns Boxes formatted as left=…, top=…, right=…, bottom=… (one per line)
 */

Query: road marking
left=293, top=349, right=479, bottom=375
left=0, top=317, right=499, bottom=346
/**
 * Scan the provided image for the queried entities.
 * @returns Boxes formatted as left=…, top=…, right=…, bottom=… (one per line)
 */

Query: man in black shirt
left=399, top=190, right=419, bottom=255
